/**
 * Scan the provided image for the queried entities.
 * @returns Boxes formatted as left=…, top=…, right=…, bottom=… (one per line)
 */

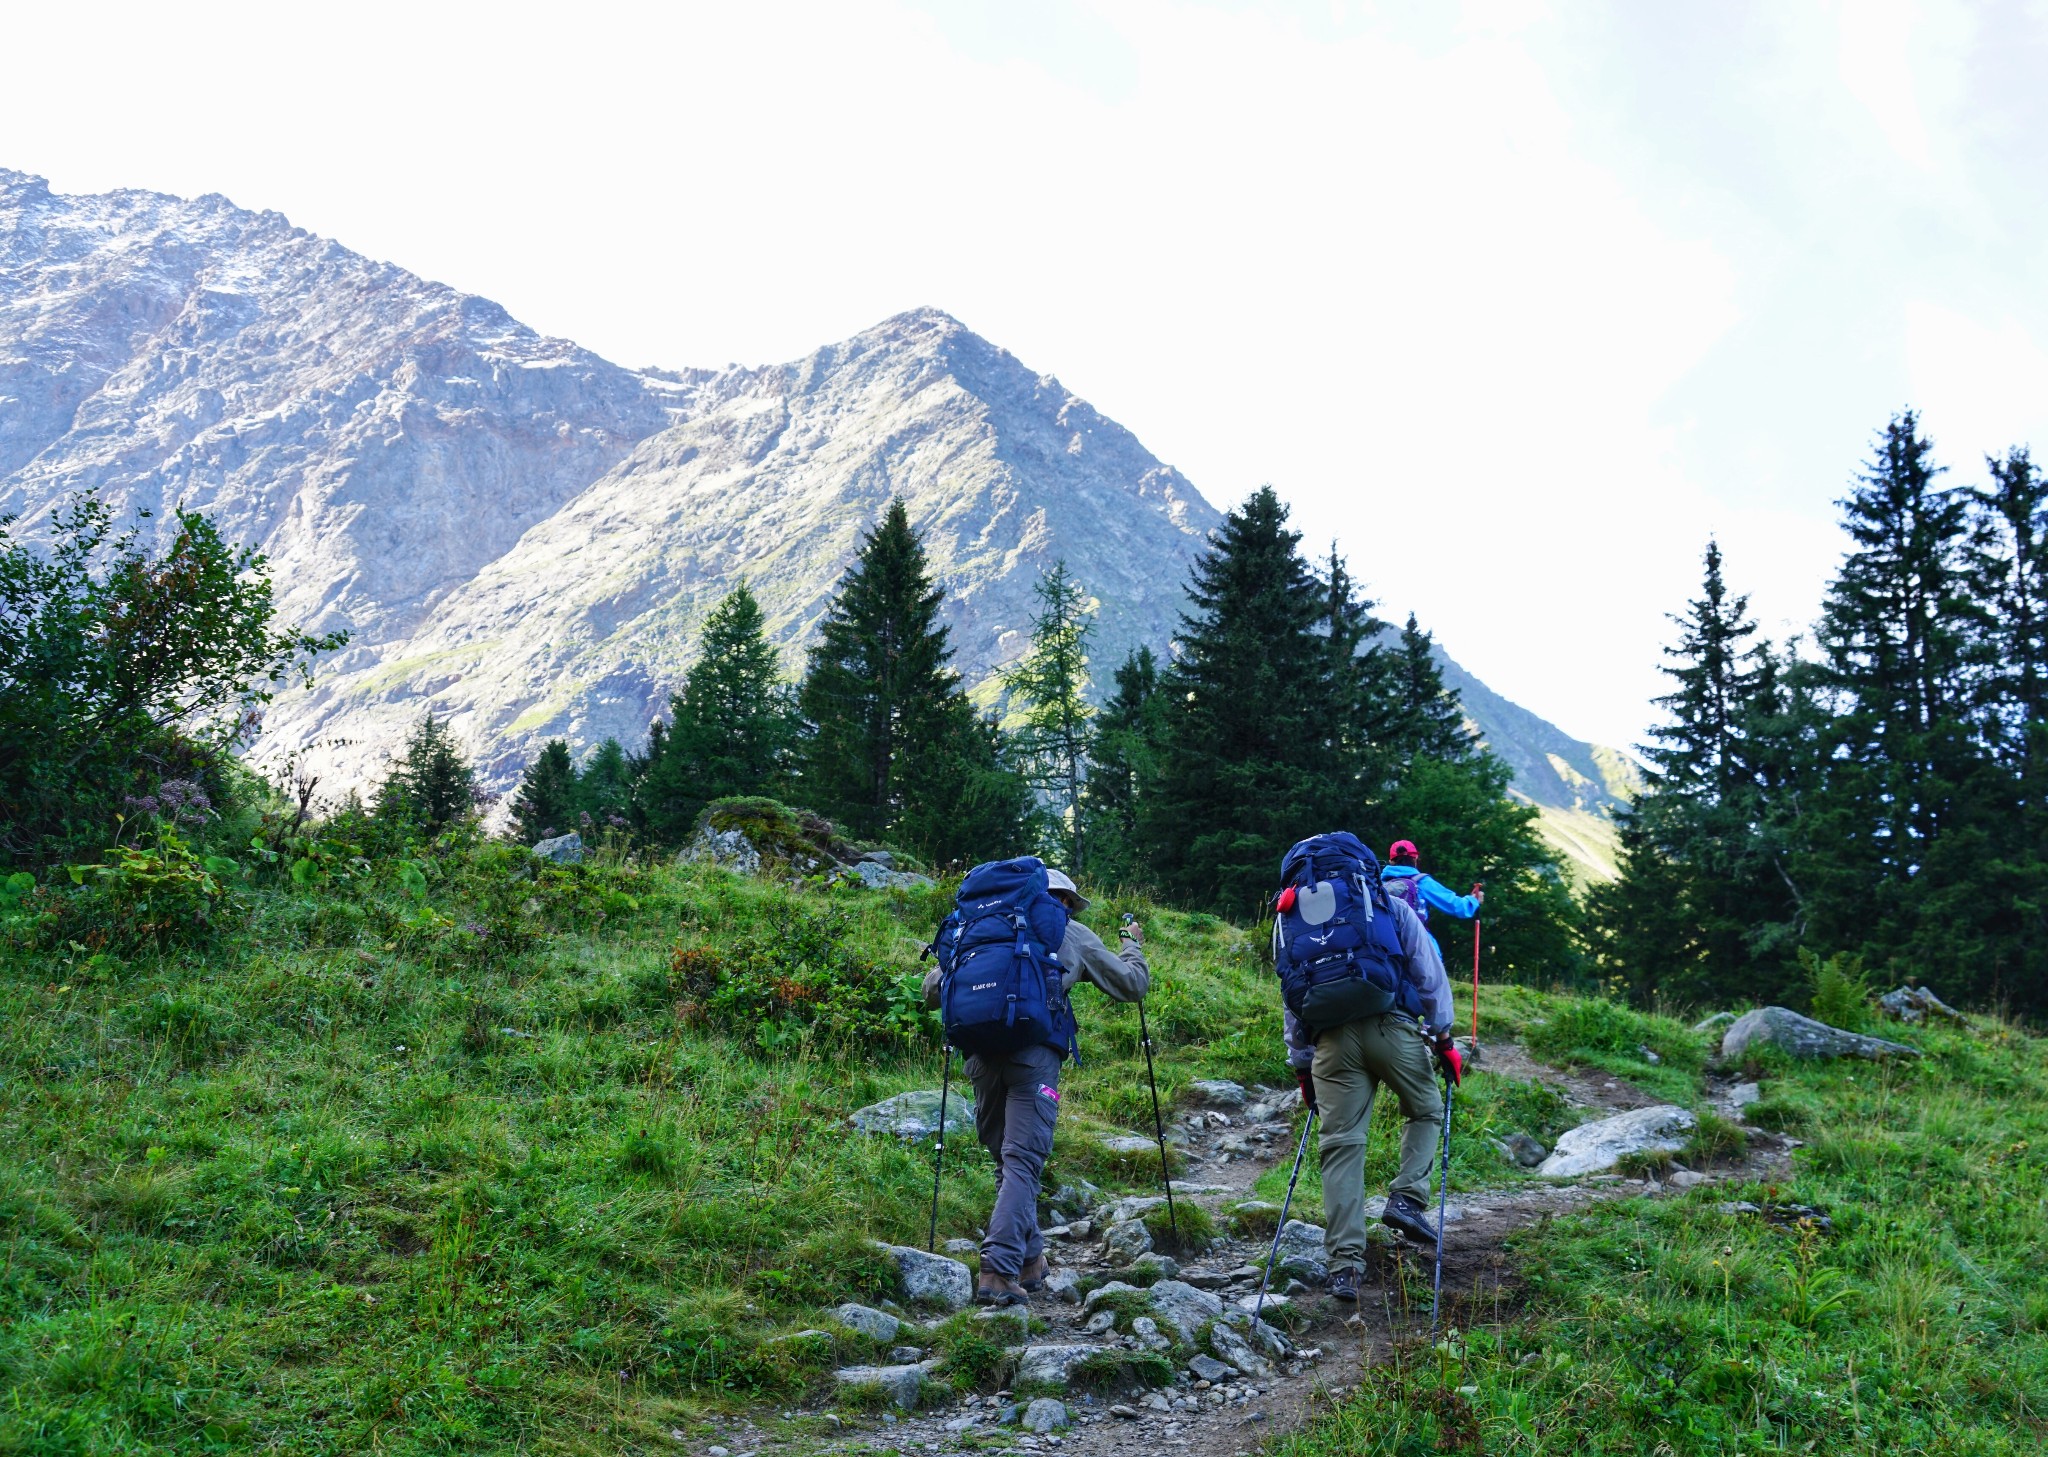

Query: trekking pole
left=1470, top=882, right=1484, bottom=1048
left=1135, top=995, right=1182, bottom=1250
left=928, top=1046, right=953, bottom=1252
left=1254, top=1108, right=1318, bottom=1327
left=1431, top=1078, right=1455, bottom=1332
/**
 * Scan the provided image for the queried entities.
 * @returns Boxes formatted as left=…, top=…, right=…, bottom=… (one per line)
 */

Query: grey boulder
left=1146, top=1279, right=1225, bottom=1344
left=847, top=1089, right=975, bottom=1139
left=1271, top=1218, right=1328, bottom=1282
left=529, top=831, right=584, bottom=864
left=834, top=1363, right=924, bottom=1410
left=832, top=1303, right=901, bottom=1342
left=680, top=826, right=762, bottom=876
left=1206, top=1322, right=1273, bottom=1379
left=1878, top=985, right=1970, bottom=1027
left=831, top=859, right=937, bottom=891
left=1022, top=1397, right=1070, bottom=1432
left=872, top=1243, right=973, bottom=1311
left=1187, top=1079, right=1249, bottom=1108
left=1499, top=1132, right=1548, bottom=1167
left=1013, top=1344, right=1106, bottom=1389
left=1106, top=1195, right=1168, bottom=1225
left=1105, top=1219, right=1153, bottom=1263
left=1720, top=1006, right=1919, bottom=1062
left=1537, top=1105, right=1696, bottom=1178
left=1188, top=1353, right=1237, bottom=1382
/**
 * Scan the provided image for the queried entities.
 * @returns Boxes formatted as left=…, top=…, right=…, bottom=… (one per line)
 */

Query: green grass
left=1275, top=1016, right=2048, bottom=1455
left=0, top=849, right=1273, bottom=1453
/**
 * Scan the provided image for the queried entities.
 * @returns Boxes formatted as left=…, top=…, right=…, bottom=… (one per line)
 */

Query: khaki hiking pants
left=1312, top=1012, right=1443, bottom=1273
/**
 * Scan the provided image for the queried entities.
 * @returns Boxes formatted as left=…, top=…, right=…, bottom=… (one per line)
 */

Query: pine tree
left=512, top=739, right=580, bottom=843
left=797, top=500, right=961, bottom=842
left=639, top=581, right=796, bottom=841
left=1079, top=647, right=1168, bottom=888
left=1970, top=447, right=2048, bottom=773
left=1388, top=613, right=1471, bottom=763
left=1588, top=540, right=1792, bottom=1005
left=575, top=738, right=634, bottom=825
left=1144, top=487, right=1353, bottom=911
left=999, top=561, right=1096, bottom=868
left=894, top=700, right=1039, bottom=868
left=373, top=714, right=477, bottom=835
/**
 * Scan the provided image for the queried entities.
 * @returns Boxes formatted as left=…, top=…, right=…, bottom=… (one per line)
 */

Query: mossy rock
left=700, top=797, right=853, bottom=870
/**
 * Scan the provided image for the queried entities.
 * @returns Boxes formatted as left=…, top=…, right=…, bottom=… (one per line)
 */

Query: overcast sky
left=9, top=0, right=2046, bottom=748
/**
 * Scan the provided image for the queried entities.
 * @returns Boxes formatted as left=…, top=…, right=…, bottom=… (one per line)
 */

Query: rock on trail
left=1719, top=1007, right=1920, bottom=1062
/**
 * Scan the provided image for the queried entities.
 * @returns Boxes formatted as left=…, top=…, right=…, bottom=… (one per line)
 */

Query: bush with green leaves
left=0, top=494, right=343, bottom=865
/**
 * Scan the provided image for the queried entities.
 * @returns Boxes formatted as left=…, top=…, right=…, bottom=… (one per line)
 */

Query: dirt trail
left=710, top=1043, right=1796, bottom=1457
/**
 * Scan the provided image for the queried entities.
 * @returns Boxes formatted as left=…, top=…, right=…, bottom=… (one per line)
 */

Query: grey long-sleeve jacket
left=1281, top=893, right=1454, bottom=1070
left=922, top=919, right=1150, bottom=1008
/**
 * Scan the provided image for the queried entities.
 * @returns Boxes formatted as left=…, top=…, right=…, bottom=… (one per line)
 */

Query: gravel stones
left=1536, top=1105, right=1698, bottom=1179
left=871, top=1243, right=973, bottom=1311
left=1719, top=1006, right=1919, bottom=1062
left=832, top=1303, right=901, bottom=1342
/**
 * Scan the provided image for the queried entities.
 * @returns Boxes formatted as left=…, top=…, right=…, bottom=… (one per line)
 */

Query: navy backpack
left=933, top=857, right=1079, bottom=1060
left=1271, top=832, right=1423, bottom=1032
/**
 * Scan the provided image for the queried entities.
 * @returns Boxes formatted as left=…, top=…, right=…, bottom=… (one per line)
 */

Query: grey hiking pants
left=966, top=1043, right=1063, bottom=1279
left=1312, top=1012, right=1443, bottom=1273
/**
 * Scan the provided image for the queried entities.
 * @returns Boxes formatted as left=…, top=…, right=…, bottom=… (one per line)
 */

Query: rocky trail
left=700, top=1043, right=1798, bottom=1457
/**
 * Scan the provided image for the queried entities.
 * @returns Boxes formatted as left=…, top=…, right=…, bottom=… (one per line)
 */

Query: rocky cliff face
left=0, top=170, right=1630, bottom=861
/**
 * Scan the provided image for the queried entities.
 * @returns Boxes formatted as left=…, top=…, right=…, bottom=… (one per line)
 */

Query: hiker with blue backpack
left=1272, top=832, right=1462, bottom=1304
left=924, top=861, right=1148, bottom=1307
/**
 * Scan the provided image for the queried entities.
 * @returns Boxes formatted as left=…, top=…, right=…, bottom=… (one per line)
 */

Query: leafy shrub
left=667, top=904, right=930, bottom=1051
left=65, top=830, right=244, bottom=950
left=1802, top=947, right=1874, bottom=1031
left=0, top=494, right=343, bottom=864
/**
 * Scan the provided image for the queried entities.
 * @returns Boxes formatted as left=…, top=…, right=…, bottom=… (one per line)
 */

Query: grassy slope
left=5, top=845, right=2043, bottom=1454
left=1275, top=1007, right=2048, bottom=1454
left=0, top=848, right=1297, bottom=1455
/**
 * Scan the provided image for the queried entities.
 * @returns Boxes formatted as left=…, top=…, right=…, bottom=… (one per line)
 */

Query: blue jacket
left=1381, top=864, right=1481, bottom=923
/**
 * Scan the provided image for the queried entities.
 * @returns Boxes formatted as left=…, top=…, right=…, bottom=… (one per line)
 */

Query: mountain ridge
left=0, top=169, right=1631, bottom=874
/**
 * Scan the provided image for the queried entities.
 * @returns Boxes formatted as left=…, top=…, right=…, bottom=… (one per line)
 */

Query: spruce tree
left=1079, top=647, right=1168, bottom=888
left=894, top=699, right=1039, bottom=867
left=575, top=738, right=634, bottom=825
left=797, top=500, right=961, bottom=842
left=1970, top=447, right=2048, bottom=773
left=639, top=581, right=796, bottom=841
left=1144, top=487, right=1352, bottom=911
left=373, top=714, right=477, bottom=835
left=999, top=561, right=1096, bottom=868
left=512, top=739, right=580, bottom=843
left=1388, top=613, right=1471, bottom=763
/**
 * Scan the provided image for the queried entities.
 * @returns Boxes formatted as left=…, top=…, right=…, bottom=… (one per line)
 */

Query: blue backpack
left=1271, top=832, right=1423, bottom=1032
left=933, top=857, right=1079, bottom=1061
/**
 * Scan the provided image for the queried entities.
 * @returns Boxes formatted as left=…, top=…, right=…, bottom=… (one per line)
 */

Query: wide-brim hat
left=1045, top=867, right=1090, bottom=909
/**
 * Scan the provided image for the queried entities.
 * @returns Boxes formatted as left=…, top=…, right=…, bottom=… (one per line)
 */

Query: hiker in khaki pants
left=1283, top=890, right=1458, bottom=1303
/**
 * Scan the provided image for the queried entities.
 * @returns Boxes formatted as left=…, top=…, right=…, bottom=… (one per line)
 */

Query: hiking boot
left=1380, top=1192, right=1439, bottom=1245
left=1327, top=1266, right=1361, bottom=1303
left=975, top=1272, right=1028, bottom=1307
left=1018, top=1254, right=1049, bottom=1292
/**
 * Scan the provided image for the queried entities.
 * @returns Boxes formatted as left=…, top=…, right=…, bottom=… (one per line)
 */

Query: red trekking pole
left=1470, top=882, right=1483, bottom=1047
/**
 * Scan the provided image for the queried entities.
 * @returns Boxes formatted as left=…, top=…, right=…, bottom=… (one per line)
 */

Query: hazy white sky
left=8, top=0, right=2047, bottom=748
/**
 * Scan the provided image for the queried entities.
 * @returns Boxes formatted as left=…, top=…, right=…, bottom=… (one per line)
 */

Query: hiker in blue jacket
left=1381, top=840, right=1482, bottom=931
left=922, top=868, right=1148, bottom=1306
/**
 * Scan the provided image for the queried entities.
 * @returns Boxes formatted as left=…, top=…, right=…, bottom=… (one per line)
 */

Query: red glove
left=1435, top=1036, right=1463, bottom=1086
left=1296, top=1069, right=1318, bottom=1112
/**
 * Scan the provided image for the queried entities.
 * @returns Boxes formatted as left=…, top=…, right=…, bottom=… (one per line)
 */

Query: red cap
left=1389, top=840, right=1419, bottom=863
